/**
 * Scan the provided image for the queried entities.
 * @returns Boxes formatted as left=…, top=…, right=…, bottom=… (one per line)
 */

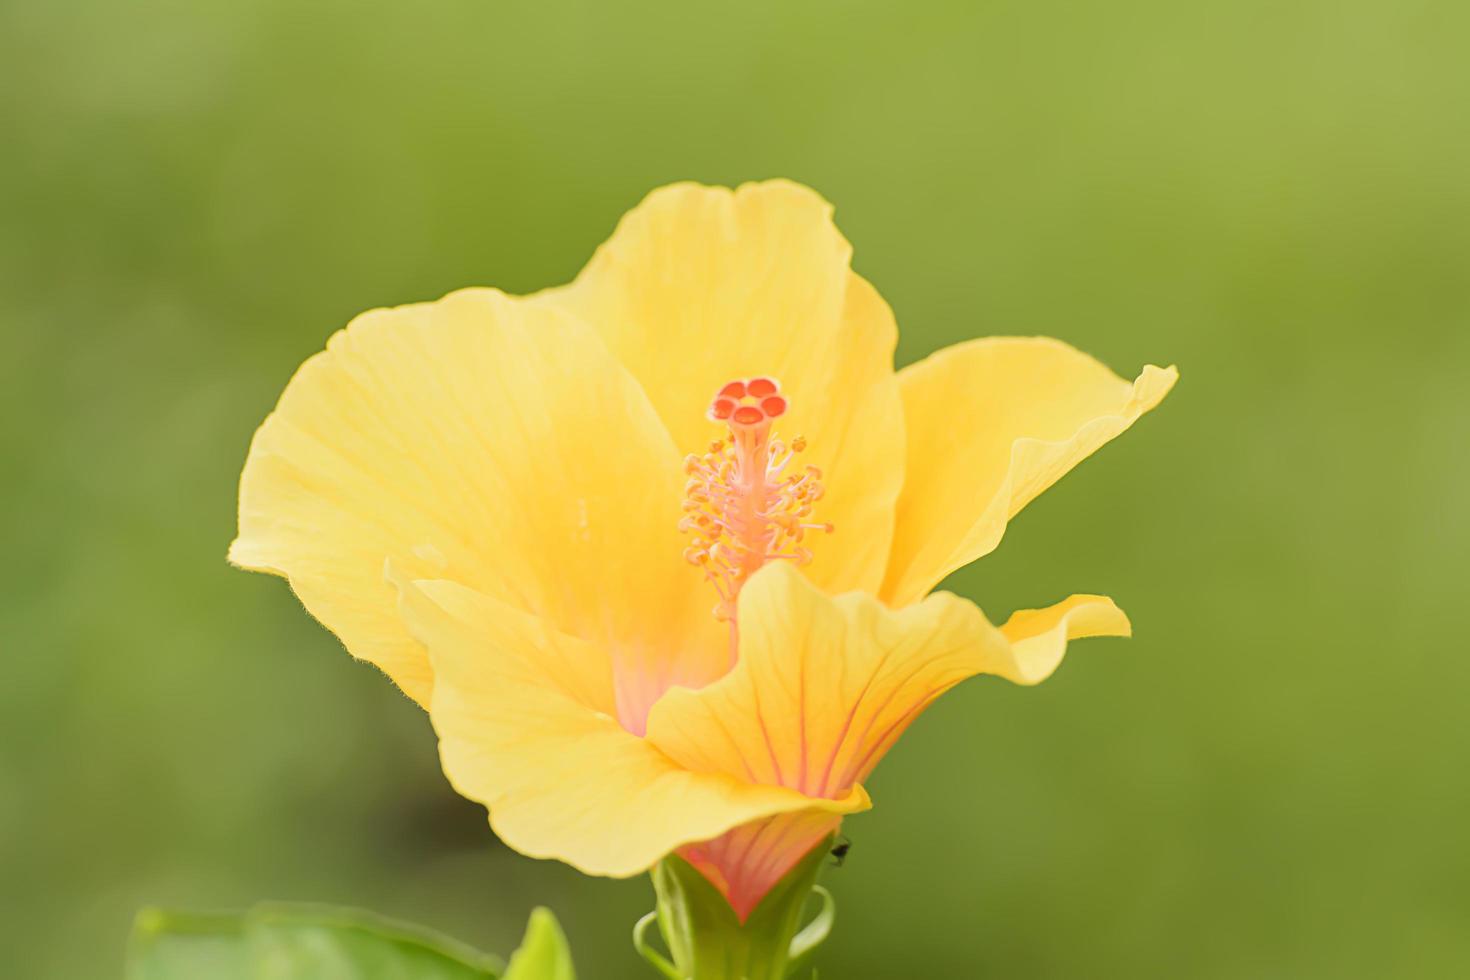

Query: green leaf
left=127, top=903, right=505, bottom=980
left=127, top=910, right=251, bottom=980
left=247, top=903, right=505, bottom=979
left=502, top=907, right=576, bottom=980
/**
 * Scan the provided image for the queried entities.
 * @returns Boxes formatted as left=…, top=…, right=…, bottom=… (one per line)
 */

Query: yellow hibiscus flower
left=230, top=180, right=1176, bottom=921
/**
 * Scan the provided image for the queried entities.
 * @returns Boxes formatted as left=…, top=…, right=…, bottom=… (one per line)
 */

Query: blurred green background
left=3, top=0, right=1467, bottom=976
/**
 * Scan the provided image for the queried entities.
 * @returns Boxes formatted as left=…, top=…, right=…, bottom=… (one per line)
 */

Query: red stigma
left=708, top=377, right=787, bottom=427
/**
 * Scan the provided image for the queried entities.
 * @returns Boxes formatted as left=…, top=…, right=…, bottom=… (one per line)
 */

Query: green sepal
left=636, top=834, right=837, bottom=980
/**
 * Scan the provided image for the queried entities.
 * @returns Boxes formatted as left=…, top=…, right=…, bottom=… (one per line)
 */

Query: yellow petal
left=397, top=575, right=868, bottom=878
left=229, top=288, right=722, bottom=713
left=881, top=338, right=1177, bottom=607
left=645, top=563, right=1128, bottom=799
left=997, top=592, right=1132, bottom=685
left=538, top=181, right=905, bottom=595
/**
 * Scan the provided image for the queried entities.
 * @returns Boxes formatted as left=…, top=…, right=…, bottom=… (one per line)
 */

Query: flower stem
left=635, top=835, right=836, bottom=979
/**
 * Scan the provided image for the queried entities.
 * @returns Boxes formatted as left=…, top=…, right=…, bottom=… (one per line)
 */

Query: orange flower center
left=680, top=377, right=831, bottom=665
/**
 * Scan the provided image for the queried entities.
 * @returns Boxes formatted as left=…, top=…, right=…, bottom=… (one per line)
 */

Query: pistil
left=680, top=377, right=831, bottom=665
